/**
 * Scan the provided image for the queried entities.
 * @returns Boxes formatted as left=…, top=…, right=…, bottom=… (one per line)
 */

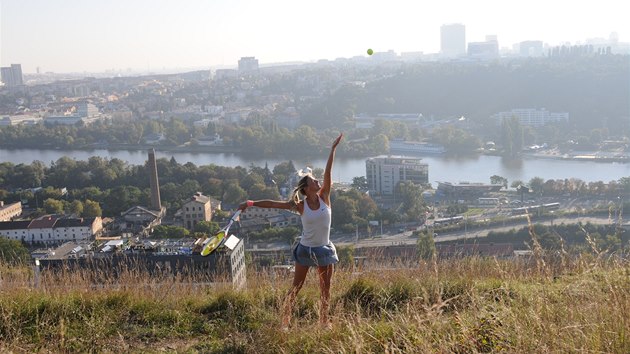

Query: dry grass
left=1, top=251, right=629, bottom=353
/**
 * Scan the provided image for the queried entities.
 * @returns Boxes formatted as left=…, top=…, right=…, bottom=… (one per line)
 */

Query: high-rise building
left=238, top=57, right=259, bottom=73
left=440, top=24, right=466, bottom=58
left=468, top=36, right=499, bottom=60
left=366, top=156, right=429, bottom=196
left=519, top=41, right=544, bottom=57
left=0, top=64, right=24, bottom=87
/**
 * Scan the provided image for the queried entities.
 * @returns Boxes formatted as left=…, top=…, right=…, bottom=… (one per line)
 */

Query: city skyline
left=1, top=0, right=628, bottom=74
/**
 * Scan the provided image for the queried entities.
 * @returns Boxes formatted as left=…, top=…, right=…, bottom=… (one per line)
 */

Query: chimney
left=147, top=149, right=162, bottom=211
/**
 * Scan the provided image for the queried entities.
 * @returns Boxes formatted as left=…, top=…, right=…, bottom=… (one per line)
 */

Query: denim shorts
left=292, top=242, right=339, bottom=267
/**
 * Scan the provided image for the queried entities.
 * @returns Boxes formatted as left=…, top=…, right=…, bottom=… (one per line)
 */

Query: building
left=43, top=102, right=104, bottom=126
left=468, top=37, right=499, bottom=60
left=0, top=215, right=102, bottom=244
left=366, top=156, right=429, bottom=196
left=76, top=102, right=100, bottom=118
left=238, top=57, right=259, bottom=74
left=117, top=206, right=163, bottom=237
left=181, top=192, right=212, bottom=230
left=519, top=41, right=544, bottom=57
left=492, top=108, right=569, bottom=127
left=354, top=113, right=422, bottom=129
left=0, top=201, right=22, bottom=221
left=115, top=150, right=165, bottom=237
left=142, top=133, right=166, bottom=145
left=389, top=139, right=446, bottom=155
left=37, top=237, right=247, bottom=288
left=1, top=64, right=23, bottom=87
left=440, top=24, right=466, bottom=58
left=436, top=182, right=503, bottom=202
left=0, top=115, right=43, bottom=126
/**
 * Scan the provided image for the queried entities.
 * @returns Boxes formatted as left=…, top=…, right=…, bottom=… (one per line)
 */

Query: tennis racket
left=201, top=210, right=241, bottom=257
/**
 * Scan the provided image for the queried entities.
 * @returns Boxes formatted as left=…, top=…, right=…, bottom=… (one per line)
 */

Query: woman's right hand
left=332, top=133, right=343, bottom=149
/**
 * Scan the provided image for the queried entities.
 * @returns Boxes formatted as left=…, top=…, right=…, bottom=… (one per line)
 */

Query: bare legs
left=317, top=264, right=334, bottom=326
left=281, top=263, right=309, bottom=328
left=281, top=263, right=334, bottom=328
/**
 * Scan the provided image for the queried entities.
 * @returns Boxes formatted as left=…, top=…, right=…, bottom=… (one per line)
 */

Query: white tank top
left=300, top=196, right=331, bottom=247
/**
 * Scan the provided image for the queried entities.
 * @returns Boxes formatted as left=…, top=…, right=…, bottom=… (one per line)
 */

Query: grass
left=1, top=252, right=629, bottom=353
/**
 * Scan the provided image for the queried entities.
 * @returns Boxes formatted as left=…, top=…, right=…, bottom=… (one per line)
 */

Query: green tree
left=0, top=238, right=30, bottom=264
left=416, top=231, right=436, bottom=260
left=83, top=199, right=102, bottom=217
left=331, top=196, right=358, bottom=227
left=336, top=245, right=355, bottom=269
left=395, top=181, right=425, bottom=221
left=490, top=175, right=508, bottom=189
left=352, top=176, right=369, bottom=191
left=529, top=177, right=545, bottom=196
left=223, top=183, right=247, bottom=205
left=68, top=200, right=84, bottom=216
left=501, top=116, right=524, bottom=157
left=153, top=225, right=190, bottom=238
left=194, top=221, right=220, bottom=235
left=272, top=160, right=297, bottom=187
left=43, top=198, right=64, bottom=214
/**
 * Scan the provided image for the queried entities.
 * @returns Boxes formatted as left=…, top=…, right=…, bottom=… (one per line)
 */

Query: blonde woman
left=239, top=133, right=343, bottom=328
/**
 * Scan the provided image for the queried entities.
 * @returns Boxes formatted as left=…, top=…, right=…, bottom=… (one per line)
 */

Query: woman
left=238, top=133, right=343, bottom=328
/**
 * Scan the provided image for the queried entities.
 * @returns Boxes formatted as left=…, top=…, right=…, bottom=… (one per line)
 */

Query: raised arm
left=320, top=133, right=343, bottom=204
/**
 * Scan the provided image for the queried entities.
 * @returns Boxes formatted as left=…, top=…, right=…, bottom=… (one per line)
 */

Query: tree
left=153, top=225, right=190, bottom=239
left=395, top=181, right=425, bottom=221
left=501, top=116, right=524, bottom=157
left=43, top=198, right=64, bottom=214
left=416, top=231, right=436, bottom=260
left=194, top=221, right=220, bottom=235
left=331, top=196, right=358, bottom=227
left=336, top=245, right=355, bottom=269
left=248, top=183, right=281, bottom=200
left=68, top=200, right=84, bottom=216
left=529, top=177, right=545, bottom=196
left=0, top=238, right=30, bottom=264
left=351, top=176, right=369, bottom=191
left=490, top=175, right=508, bottom=189
left=223, top=183, right=247, bottom=205
left=83, top=199, right=102, bottom=217
left=272, top=160, right=297, bottom=187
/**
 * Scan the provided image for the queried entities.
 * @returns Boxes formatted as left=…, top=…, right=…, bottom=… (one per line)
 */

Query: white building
left=0, top=115, right=43, bottom=126
left=441, top=24, right=466, bottom=58
left=238, top=57, right=259, bottom=73
left=468, top=38, right=499, bottom=60
left=366, top=156, right=429, bottom=196
left=492, top=108, right=569, bottom=127
left=0, top=215, right=102, bottom=244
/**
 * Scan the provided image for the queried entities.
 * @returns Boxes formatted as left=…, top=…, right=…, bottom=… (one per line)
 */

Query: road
left=247, top=215, right=617, bottom=251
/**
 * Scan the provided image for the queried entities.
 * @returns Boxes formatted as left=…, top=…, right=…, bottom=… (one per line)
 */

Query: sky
left=1, top=0, right=628, bottom=73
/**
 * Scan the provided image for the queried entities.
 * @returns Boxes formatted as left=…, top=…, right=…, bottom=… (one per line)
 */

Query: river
left=1, top=148, right=629, bottom=186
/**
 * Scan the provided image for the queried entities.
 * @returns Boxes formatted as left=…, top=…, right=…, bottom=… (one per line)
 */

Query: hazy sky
left=1, top=0, right=627, bottom=73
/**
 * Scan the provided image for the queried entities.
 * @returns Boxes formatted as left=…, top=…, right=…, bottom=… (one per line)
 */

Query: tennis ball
left=367, top=48, right=374, bottom=55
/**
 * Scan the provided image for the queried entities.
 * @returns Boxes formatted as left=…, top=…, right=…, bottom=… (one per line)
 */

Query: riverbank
left=522, top=151, right=630, bottom=163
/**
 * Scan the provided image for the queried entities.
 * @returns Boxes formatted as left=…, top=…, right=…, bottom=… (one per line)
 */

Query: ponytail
left=290, top=175, right=311, bottom=207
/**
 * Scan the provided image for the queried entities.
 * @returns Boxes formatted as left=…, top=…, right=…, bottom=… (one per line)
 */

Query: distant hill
left=314, top=56, right=630, bottom=132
